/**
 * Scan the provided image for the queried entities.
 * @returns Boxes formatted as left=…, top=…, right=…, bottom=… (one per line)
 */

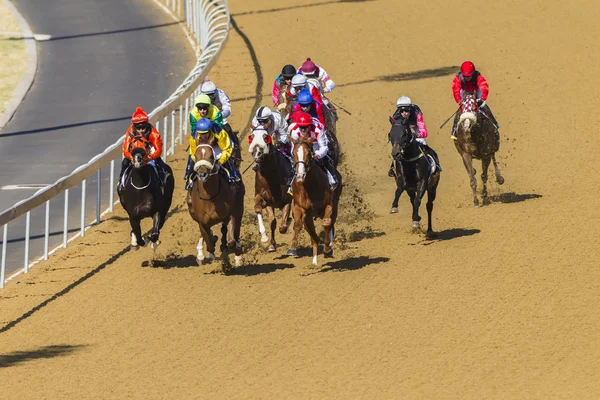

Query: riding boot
left=450, top=113, right=460, bottom=140
left=425, top=147, right=442, bottom=173
left=224, top=160, right=240, bottom=183
left=154, top=157, right=168, bottom=186
left=320, top=156, right=338, bottom=190
left=118, top=158, right=132, bottom=190
left=184, top=155, right=194, bottom=191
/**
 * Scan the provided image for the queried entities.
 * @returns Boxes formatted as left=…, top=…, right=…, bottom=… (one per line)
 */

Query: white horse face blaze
left=248, top=129, right=270, bottom=162
left=295, top=145, right=306, bottom=182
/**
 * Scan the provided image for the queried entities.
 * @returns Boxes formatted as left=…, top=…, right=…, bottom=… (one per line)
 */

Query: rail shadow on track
left=0, top=344, right=87, bottom=368
left=232, top=0, right=376, bottom=16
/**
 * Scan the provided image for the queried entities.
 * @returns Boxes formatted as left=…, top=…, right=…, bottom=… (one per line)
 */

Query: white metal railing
left=0, top=0, right=230, bottom=288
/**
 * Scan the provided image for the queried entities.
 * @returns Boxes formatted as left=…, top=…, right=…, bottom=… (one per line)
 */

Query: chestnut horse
left=454, top=94, right=504, bottom=206
left=287, top=137, right=342, bottom=266
left=118, top=140, right=174, bottom=250
left=248, top=126, right=293, bottom=252
left=186, top=133, right=245, bottom=269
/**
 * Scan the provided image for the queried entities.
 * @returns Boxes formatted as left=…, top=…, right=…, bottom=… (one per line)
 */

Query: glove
left=476, top=99, right=485, bottom=107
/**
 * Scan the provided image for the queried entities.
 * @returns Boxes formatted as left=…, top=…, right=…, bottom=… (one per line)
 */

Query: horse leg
left=149, top=212, right=162, bottom=250
left=220, top=221, right=228, bottom=254
left=391, top=174, right=404, bottom=214
left=304, top=213, right=320, bottom=266
left=481, top=156, right=492, bottom=204
left=197, top=224, right=215, bottom=264
left=492, top=153, right=504, bottom=185
left=426, top=185, right=438, bottom=238
left=460, top=151, right=479, bottom=207
left=129, top=217, right=145, bottom=249
left=410, top=182, right=426, bottom=232
left=279, top=202, right=291, bottom=234
left=266, top=206, right=277, bottom=252
left=254, top=195, right=270, bottom=246
left=287, top=205, right=304, bottom=257
left=322, top=204, right=334, bottom=257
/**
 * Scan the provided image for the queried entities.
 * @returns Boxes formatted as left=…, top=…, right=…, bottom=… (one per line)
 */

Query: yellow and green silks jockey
left=190, top=93, right=223, bottom=134
left=188, top=117, right=232, bottom=165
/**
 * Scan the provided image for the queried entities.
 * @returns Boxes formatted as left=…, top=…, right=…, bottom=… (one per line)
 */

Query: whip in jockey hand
left=272, top=64, right=296, bottom=107
left=251, top=106, right=293, bottom=172
left=289, top=112, right=338, bottom=191
left=184, top=118, right=239, bottom=190
left=451, top=61, right=500, bottom=145
left=388, top=96, right=441, bottom=177
left=119, top=107, right=167, bottom=190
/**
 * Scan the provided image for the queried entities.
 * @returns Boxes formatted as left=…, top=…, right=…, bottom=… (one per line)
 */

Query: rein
left=128, top=161, right=152, bottom=190
left=194, top=174, right=222, bottom=201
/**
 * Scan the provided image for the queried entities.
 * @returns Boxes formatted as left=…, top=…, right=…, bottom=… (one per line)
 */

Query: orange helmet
left=460, top=61, right=476, bottom=77
left=296, top=112, right=312, bottom=127
left=131, top=107, right=149, bottom=124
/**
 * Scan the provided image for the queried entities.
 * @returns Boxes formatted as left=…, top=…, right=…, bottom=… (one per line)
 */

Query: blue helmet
left=297, top=88, right=313, bottom=106
left=196, top=118, right=212, bottom=133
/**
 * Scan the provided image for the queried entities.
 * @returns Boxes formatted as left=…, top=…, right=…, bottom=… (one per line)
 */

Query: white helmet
left=291, top=74, right=307, bottom=87
left=396, top=96, right=412, bottom=107
left=256, top=106, right=272, bottom=121
left=201, top=81, right=217, bottom=94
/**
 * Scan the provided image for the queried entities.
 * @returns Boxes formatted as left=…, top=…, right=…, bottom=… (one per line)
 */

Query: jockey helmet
left=196, top=118, right=213, bottom=133
left=200, top=81, right=217, bottom=94
left=291, top=74, right=307, bottom=88
left=460, top=61, right=476, bottom=77
left=281, top=64, right=296, bottom=78
left=131, top=107, right=149, bottom=124
left=296, top=112, right=312, bottom=127
left=396, top=96, right=412, bottom=108
left=297, top=89, right=313, bottom=105
left=256, top=106, right=272, bottom=122
left=301, top=58, right=317, bottom=75
left=195, top=94, right=212, bottom=106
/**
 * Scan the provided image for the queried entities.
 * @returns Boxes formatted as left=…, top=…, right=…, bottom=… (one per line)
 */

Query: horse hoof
left=497, top=176, right=505, bottom=185
left=412, top=221, right=421, bottom=232
left=278, top=226, right=287, bottom=235
left=324, top=249, right=334, bottom=258
left=234, top=255, right=243, bottom=267
left=267, top=244, right=276, bottom=252
left=150, top=240, right=160, bottom=250
left=322, top=218, right=332, bottom=228
left=131, top=245, right=140, bottom=251
left=196, top=256, right=204, bottom=265
left=287, top=248, right=298, bottom=257
left=390, top=207, right=399, bottom=214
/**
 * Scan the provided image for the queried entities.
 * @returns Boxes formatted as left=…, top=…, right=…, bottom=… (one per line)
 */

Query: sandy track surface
left=2, top=0, right=600, bottom=398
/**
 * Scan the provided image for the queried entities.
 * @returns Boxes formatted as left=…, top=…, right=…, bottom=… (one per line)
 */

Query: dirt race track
left=2, top=0, right=600, bottom=398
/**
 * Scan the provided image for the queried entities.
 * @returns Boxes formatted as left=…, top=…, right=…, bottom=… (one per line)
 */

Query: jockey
left=451, top=61, right=500, bottom=143
left=200, top=80, right=238, bottom=148
left=190, top=93, right=240, bottom=157
left=388, top=96, right=441, bottom=177
left=184, top=118, right=239, bottom=190
left=119, top=107, right=166, bottom=190
left=291, top=88, right=326, bottom=126
left=289, top=112, right=338, bottom=190
left=272, top=64, right=296, bottom=107
left=251, top=106, right=293, bottom=173
left=298, top=58, right=337, bottom=119
left=287, top=74, right=324, bottom=107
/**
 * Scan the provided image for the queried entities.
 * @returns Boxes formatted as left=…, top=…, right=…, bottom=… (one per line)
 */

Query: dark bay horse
left=287, top=137, right=342, bottom=266
left=248, top=127, right=293, bottom=252
left=389, top=119, right=440, bottom=237
left=186, top=133, right=245, bottom=269
left=118, top=142, right=174, bottom=249
left=455, top=94, right=504, bottom=206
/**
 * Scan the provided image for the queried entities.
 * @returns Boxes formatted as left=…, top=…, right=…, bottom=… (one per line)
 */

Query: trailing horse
left=248, top=127, right=293, bottom=252
left=287, top=137, right=342, bottom=266
left=186, top=134, right=245, bottom=269
left=454, top=94, right=504, bottom=206
left=389, top=119, right=440, bottom=237
left=118, top=144, right=174, bottom=250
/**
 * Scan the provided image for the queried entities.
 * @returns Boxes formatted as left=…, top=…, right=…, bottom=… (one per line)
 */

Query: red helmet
left=131, top=107, right=149, bottom=124
left=296, top=112, right=312, bottom=127
left=301, top=58, right=317, bottom=75
left=460, top=61, right=476, bottom=77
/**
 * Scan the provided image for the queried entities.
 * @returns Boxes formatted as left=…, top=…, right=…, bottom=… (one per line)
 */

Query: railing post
left=24, top=211, right=30, bottom=273
left=179, top=104, right=184, bottom=144
left=64, top=189, right=69, bottom=247
left=109, top=160, right=115, bottom=212
left=171, top=111, right=175, bottom=152
left=44, top=201, right=50, bottom=260
left=1, top=224, right=8, bottom=288
left=81, top=180, right=86, bottom=237
left=96, top=169, right=101, bottom=224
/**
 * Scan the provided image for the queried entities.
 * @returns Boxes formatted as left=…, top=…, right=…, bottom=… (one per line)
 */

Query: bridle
left=193, top=144, right=222, bottom=200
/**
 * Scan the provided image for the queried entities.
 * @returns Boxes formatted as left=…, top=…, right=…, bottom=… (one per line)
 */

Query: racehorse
left=186, top=132, right=245, bottom=269
left=389, top=118, right=440, bottom=237
left=454, top=94, right=504, bottom=206
left=277, top=83, right=293, bottom=120
left=287, top=136, right=342, bottom=266
left=248, top=126, right=293, bottom=252
left=118, top=140, right=174, bottom=249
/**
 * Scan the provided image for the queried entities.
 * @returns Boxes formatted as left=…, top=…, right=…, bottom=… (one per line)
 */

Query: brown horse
left=277, top=83, right=293, bottom=119
left=187, top=133, right=245, bottom=269
left=287, top=137, right=342, bottom=266
left=454, top=94, right=504, bottom=206
left=248, top=127, right=293, bottom=252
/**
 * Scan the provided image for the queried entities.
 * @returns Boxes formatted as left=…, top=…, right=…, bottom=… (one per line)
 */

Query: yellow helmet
left=195, top=93, right=211, bottom=106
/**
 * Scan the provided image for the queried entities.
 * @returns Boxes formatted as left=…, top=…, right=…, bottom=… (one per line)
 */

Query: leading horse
left=187, top=132, right=245, bottom=269
left=389, top=118, right=440, bottom=237
left=454, top=94, right=504, bottom=206
left=288, top=136, right=342, bottom=266
left=118, top=142, right=174, bottom=249
left=248, top=126, right=293, bottom=252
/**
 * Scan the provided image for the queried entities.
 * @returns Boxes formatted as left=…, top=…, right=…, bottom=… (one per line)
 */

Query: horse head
left=459, top=94, right=479, bottom=133
left=388, top=119, right=414, bottom=160
left=291, top=135, right=315, bottom=184
left=248, top=126, right=272, bottom=163
left=193, top=139, right=217, bottom=183
left=130, top=141, right=148, bottom=169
